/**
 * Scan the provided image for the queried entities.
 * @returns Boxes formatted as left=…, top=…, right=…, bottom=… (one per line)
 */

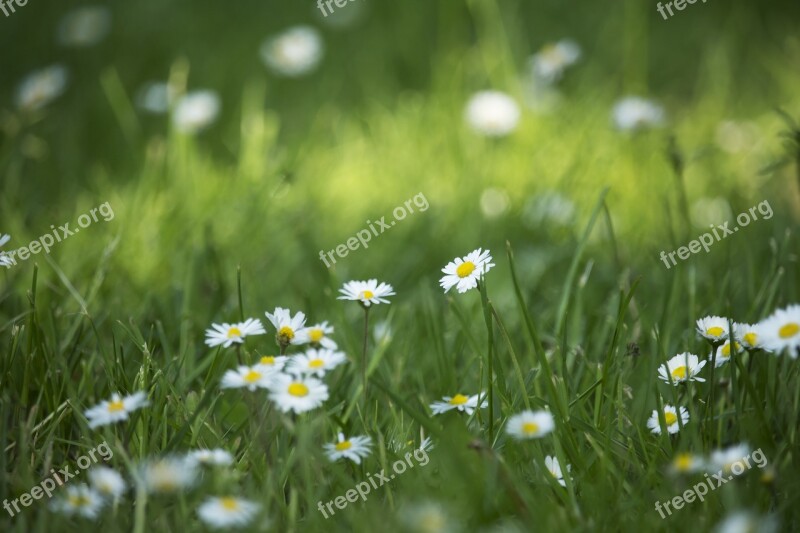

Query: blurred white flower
left=690, top=197, right=733, bottom=229
left=57, top=6, right=111, bottom=47
left=714, top=511, right=777, bottom=533
left=465, top=91, right=520, bottom=137
left=172, top=91, right=220, bottom=133
left=715, top=121, right=760, bottom=154
left=521, top=192, right=576, bottom=228
left=260, top=26, right=324, bottom=77
left=429, top=393, right=486, bottom=416
left=88, top=467, right=126, bottom=501
left=136, top=81, right=176, bottom=114
left=138, top=457, right=198, bottom=493
left=197, top=496, right=260, bottom=529
left=544, top=455, right=572, bottom=487
left=756, top=304, right=800, bottom=356
left=323, top=433, right=372, bottom=464
left=16, top=65, right=69, bottom=112
left=49, top=484, right=104, bottom=519
left=187, top=448, right=234, bottom=467
left=612, top=96, right=665, bottom=132
left=84, top=391, right=148, bottom=429
left=529, top=40, right=581, bottom=84
left=480, top=188, right=510, bottom=219
left=708, top=444, right=752, bottom=476
left=0, top=234, right=12, bottom=268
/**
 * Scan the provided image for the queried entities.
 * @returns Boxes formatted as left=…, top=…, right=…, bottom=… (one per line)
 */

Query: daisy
left=544, top=455, right=571, bottom=487
left=57, top=6, right=111, bottom=47
left=506, top=410, right=555, bottom=440
left=658, top=353, right=706, bottom=385
left=708, top=444, right=751, bottom=476
left=0, top=234, right=13, bottom=268
left=733, top=322, right=766, bottom=351
left=265, top=307, right=307, bottom=347
left=136, top=81, right=175, bottom=114
left=439, top=248, right=495, bottom=294
left=529, top=40, right=581, bottom=84
left=254, top=354, right=288, bottom=372
left=88, top=467, right=126, bottom=501
left=50, top=484, right=104, bottom=519
left=296, top=321, right=337, bottom=349
left=260, top=26, right=323, bottom=77
left=696, top=316, right=730, bottom=342
left=84, top=391, right=149, bottom=429
left=647, top=405, right=689, bottom=434
left=197, top=496, right=260, bottom=529
left=137, top=457, right=198, bottom=493
left=323, top=433, right=372, bottom=464
left=187, top=448, right=234, bottom=467
left=429, top=392, right=486, bottom=416
left=338, top=279, right=395, bottom=307
left=612, top=96, right=665, bottom=132
left=287, top=348, right=348, bottom=378
left=464, top=91, right=521, bottom=137
left=712, top=340, right=742, bottom=367
left=669, top=452, right=704, bottom=474
left=420, top=436, right=435, bottom=453
left=756, top=304, right=800, bottom=356
left=401, top=502, right=451, bottom=533
left=714, top=512, right=777, bottom=533
left=267, top=373, right=329, bottom=414
left=16, top=65, right=69, bottom=111
left=205, top=318, right=266, bottom=348
left=220, top=365, right=275, bottom=391
left=172, top=90, right=220, bottom=133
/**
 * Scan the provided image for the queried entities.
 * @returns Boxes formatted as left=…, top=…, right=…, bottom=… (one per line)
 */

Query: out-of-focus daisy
left=338, top=279, right=395, bottom=307
left=197, top=496, right=260, bottom=529
left=221, top=365, right=275, bottom=391
left=50, top=484, right=104, bottom=519
left=669, top=452, right=704, bottom=474
left=522, top=192, right=576, bottom=228
left=57, top=6, right=111, bottom=47
left=712, top=340, right=742, bottom=367
left=296, top=321, right=337, bottom=349
left=287, top=348, right=347, bottom=378
left=255, top=354, right=288, bottom=372
left=714, top=511, right=778, bottom=533
left=420, top=436, right=435, bottom=453
left=734, top=323, right=766, bottom=351
left=480, top=188, right=511, bottom=220
left=529, top=40, right=581, bottom=84
left=465, top=91, right=520, bottom=137
left=506, top=410, right=555, bottom=440
left=187, top=449, right=234, bottom=467
left=267, top=373, right=329, bottom=414
left=84, top=391, right=148, bottom=429
left=756, top=304, right=800, bottom=356
left=612, top=96, right=665, bottom=132
left=16, top=65, right=69, bottom=111
left=323, top=432, right=372, bottom=464
left=0, top=234, right=12, bottom=268
left=708, top=444, right=751, bottom=476
left=696, top=316, right=730, bottom=343
left=138, top=457, right=198, bottom=493
left=544, top=455, right=571, bottom=487
left=647, top=405, right=689, bottom=435
left=429, top=392, right=486, bottom=416
left=136, top=81, right=176, bottom=114
left=439, top=248, right=495, bottom=294
left=401, top=501, right=452, bottom=533
left=88, top=467, right=126, bottom=501
left=260, top=26, right=323, bottom=77
left=205, top=318, right=266, bottom=348
left=172, top=90, right=220, bottom=133
left=265, top=307, right=307, bottom=348
left=658, top=353, right=706, bottom=385
left=373, top=319, right=392, bottom=345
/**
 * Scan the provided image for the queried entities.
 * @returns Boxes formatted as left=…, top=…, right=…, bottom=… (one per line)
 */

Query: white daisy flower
left=57, top=6, right=111, bottom=47
left=544, top=455, right=571, bottom=487
left=612, top=96, right=665, bottom=132
left=696, top=316, right=731, bottom=342
left=220, top=365, right=275, bottom=391
left=296, top=321, right=337, bottom=349
left=756, top=304, right=800, bottom=356
left=338, top=279, right=395, bottom=307
left=260, top=26, right=323, bottom=77
left=16, top=65, right=69, bottom=111
left=420, top=436, right=435, bottom=453
left=324, top=432, right=372, bottom=464
left=88, top=467, right=126, bottom=501
left=670, top=452, right=704, bottom=474
left=197, top=496, right=261, bottom=529
left=400, top=501, right=452, bottom=533
left=708, top=444, right=751, bottom=476
left=429, top=392, right=486, bottom=416
left=529, top=40, right=581, bottom=84
left=187, top=448, right=234, bottom=467
left=136, top=81, right=176, bottom=114
left=733, top=322, right=766, bottom=351
left=265, top=307, right=307, bottom=347
left=287, top=348, right=348, bottom=378
left=658, top=353, right=706, bottom=385
left=49, top=484, right=104, bottom=519
left=84, top=391, right=149, bottom=429
left=373, top=319, right=393, bottom=345
left=267, top=373, right=329, bottom=414
left=172, top=90, right=220, bottom=133
left=712, top=340, right=743, bottom=367
left=0, top=234, right=13, bottom=268
left=465, top=91, right=521, bottom=137
left=714, top=511, right=777, bottom=533
left=647, top=405, right=689, bottom=434
left=137, top=457, right=198, bottom=493
left=254, top=354, right=289, bottom=372
left=506, top=410, right=555, bottom=440
left=205, top=318, right=266, bottom=348
left=439, top=248, right=495, bottom=294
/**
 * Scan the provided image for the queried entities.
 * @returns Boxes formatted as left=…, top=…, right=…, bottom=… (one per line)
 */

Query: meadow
left=1, top=0, right=800, bottom=531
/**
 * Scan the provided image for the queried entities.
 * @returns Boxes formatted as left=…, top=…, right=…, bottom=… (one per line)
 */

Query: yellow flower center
left=673, top=453, right=692, bottom=471
left=779, top=323, right=800, bottom=339
left=288, top=383, right=309, bottom=397
left=671, top=366, right=687, bottom=380
left=220, top=497, right=239, bottom=511
left=706, top=326, right=724, bottom=337
left=449, top=394, right=469, bottom=406
left=456, top=261, right=476, bottom=279
left=664, top=412, right=678, bottom=425
left=522, top=422, right=539, bottom=435
left=107, top=400, right=125, bottom=413
left=721, top=342, right=740, bottom=358
left=743, top=332, right=757, bottom=346
left=260, top=356, right=275, bottom=365
left=309, top=329, right=324, bottom=343
left=68, top=495, right=89, bottom=507
left=308, top=359, right=325, bottom=369
left=243, top=370, right=262, bottom=383
left=359, top=290, right=374, bottom=300
left=335, top=440, right=352, bottom=451
left=227, top=327, right=242, bottom=339
left=278, top=326, right=295, bottom=341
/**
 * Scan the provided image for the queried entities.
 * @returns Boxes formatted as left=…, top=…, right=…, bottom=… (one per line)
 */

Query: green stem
left=362, top=307, right=370, bottom=401
left=478, top=280, right=494, bottom=444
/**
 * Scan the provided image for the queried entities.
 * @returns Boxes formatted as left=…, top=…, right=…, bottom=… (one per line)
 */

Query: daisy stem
left=235, top=343, right=243, bottom=365
left=478, top=280, right=495, bottom=444
left=362, top=307, right=370, bottom=402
